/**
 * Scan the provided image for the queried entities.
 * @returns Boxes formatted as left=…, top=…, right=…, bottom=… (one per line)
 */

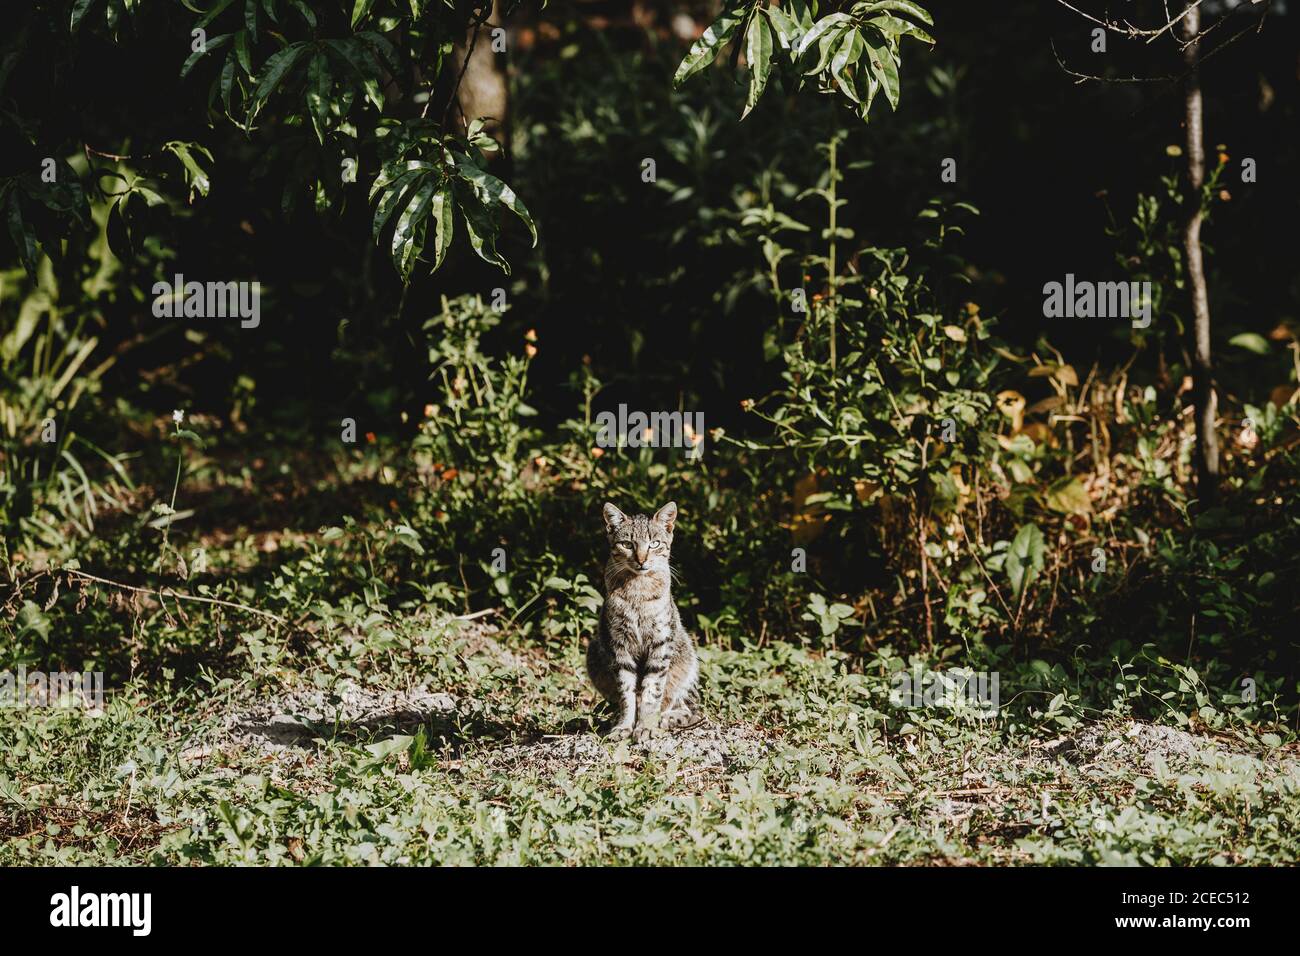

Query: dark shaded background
left=4, top=0, right=1296, bottom=444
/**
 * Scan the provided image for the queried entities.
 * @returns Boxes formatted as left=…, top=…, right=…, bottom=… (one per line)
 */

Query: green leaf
left=356, top=31, right=400, bottom=73
left=429, top=180, right=454, bottom=272
left=763, top=5, right=799, bottom=53
left=289, top=0, right=315, bottom=28
left=6, top=193, right=39, bottom=278
left=371, top=169, right=424, bottom=241
left=249, top=42, right=308, bottom=117
left=70, top=0, right=101, bottom=31
left=801, top=17, right=853, bottom=76
left=829, top=28, right=864, bottom=102
left=105, top=194, right=134, bottom=261
left=194, top=0, right=238, bottom=31
left=305, top=52, right=330, bottom=142
left=864, top=30, right=900, bottom=108
left=220, top=49, right=238, bottom=113
left=1044, top=476, right=1092, bottom=516
left=787, top=0, right=815, bottom=32
left=235, top=29, right=253, bottom=73
left=456, top=186, right=508, bottom=274
left=165, top=142, right=214, bottom=196
left=852, top=1, right=933, bottom=25
left=455, top=163, right=537, bottom=247
left=1229, top=332, right=1270, bottom=355
left=870, top=13, right=936, bottom=45
left=673, top=1, right=749, bottom=88
left=392, top=179, right=436, bottom=280
left=369, top=159, right=436, bottom=201
left=741, top=12, right=773, bottom=120
left=351, top=0, right=376, bottom=29
left=853, top=64, right=879, bottom=117
left=1005, top=523, right=1045, bottom=600
left=180, top=33, right=233, bottom=80
left=324, top=38, right=384, bottom=109
left=795, top=13, right=852, bottom=60
left=244, top=0, right=259, bottom=43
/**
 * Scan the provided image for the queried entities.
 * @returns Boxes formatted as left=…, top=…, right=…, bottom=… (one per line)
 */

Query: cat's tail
left=661, top=688, right=706, bottom=731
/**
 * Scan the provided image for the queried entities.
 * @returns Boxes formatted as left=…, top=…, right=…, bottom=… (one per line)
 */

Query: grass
left=3, top=412, right=1298, bottom=867
left=3, top=601, right=1297, bottom=866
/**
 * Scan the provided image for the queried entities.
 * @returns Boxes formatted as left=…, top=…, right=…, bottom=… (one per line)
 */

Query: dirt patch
left=183, top=678, right=458, bottom=761
left=1038, top=719, right=1300, bottom=775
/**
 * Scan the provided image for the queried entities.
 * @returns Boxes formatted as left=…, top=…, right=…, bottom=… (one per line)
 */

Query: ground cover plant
left=1, top=0, right=1298, bottom=867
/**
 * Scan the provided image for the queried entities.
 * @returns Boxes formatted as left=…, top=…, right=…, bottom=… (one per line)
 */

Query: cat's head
left=601, top=501, right=677, bottom=575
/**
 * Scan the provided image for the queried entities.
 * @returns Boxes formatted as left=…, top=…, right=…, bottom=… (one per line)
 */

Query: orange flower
left=365, top=432, right=377, bottom=444
left=740, top=399, right=755, bottom=412
left=525, top=328, right=538, bottom=342
left=1219, top=189, right=1231, bottom=202
left=1218, top=151, right=1229, bottom=165
left=423, top=404, right=435, bottom=418
left=441, top=468, right=458, bottom=481
left=525, top=344, right=538, bottom=358
left=591, top=447, right=605, bottom=458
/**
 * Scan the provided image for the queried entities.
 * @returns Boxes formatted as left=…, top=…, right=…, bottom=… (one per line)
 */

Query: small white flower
left=172, top=409, right=184, bottom=424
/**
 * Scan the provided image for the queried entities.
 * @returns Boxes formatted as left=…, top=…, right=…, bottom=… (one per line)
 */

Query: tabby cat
left=586, top=501, right=703, bottom=740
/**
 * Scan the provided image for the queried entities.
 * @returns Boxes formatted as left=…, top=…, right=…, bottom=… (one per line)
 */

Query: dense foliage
left=1, top=0, right=1298, bottom=865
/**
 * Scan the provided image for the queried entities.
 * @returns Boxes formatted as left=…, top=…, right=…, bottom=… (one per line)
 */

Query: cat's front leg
left=608, top=647, right=639, bottom=740
left=633, top=635, right=673, bottom=741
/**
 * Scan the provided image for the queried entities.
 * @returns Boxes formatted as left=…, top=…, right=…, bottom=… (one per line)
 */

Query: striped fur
left=586, top=501, right=704, bottom=740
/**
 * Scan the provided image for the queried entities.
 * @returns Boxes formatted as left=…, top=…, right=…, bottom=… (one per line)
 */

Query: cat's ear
left=602, top=502, right=627, bottom=533
left=653, top=501, right=678, bottom=533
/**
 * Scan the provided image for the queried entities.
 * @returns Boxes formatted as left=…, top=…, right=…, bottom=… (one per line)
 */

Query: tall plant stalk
left=1181, top=2, right=1220, bottom=505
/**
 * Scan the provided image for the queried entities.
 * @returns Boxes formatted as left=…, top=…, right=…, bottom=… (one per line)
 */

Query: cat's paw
left=606, top=726, right=633, bottom=742
left=632, top=725, right=656, bottom=745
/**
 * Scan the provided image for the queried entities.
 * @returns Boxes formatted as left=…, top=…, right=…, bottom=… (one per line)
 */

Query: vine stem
left=60, top=569, right=288, bottom=627
left=827, top=135, right=838, bottom=373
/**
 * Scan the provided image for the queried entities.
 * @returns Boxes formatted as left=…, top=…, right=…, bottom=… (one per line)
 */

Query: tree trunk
left=451, top=1, right=510, bottom=155
left=1181, top=2, right=1219, bottom=505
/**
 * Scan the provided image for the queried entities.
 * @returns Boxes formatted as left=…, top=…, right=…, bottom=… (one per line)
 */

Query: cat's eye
left=650, top=541, right=663, bottom=550
left=618, top=542, right=632, bottom=550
